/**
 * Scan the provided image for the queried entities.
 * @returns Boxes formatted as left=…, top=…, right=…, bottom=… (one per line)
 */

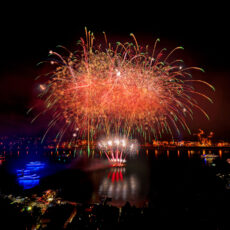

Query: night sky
left=0, top=2, right=229, bottom=140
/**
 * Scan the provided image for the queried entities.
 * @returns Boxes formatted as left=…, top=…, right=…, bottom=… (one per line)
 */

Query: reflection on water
left=16, top=161, right=46, bottom=189
left=97, top=167, right=145, bottom=207
left=1, top=147, right=230, bottom=207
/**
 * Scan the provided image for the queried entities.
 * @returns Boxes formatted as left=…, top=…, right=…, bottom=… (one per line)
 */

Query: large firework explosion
left=35, top=28, right=214, bottom=143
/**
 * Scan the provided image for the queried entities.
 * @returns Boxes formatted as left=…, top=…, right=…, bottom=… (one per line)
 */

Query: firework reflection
left=98, top=167, right=143, bottom=206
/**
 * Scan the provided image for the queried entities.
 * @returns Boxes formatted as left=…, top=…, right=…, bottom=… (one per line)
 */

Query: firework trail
left=35, top=28, right=214, bottom=143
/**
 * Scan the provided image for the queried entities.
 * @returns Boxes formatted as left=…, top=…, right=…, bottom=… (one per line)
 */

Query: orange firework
left=36, top=28, right=214, bottom=142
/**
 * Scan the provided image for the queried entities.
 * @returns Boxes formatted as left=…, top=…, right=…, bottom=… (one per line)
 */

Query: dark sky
left=0, top=2, right=229, bottom=140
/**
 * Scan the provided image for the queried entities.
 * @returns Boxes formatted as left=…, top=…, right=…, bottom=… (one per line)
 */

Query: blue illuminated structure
left=18, top=176, right=40, bottom=189
left=16, top=169, right=31, bottom=176
left=25, top=161, right=46, bottom=171
left=16, top=161, right=46, bottom=189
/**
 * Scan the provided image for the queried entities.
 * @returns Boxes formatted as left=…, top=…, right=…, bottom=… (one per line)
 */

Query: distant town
left=0, top=129, right=229, bottom=154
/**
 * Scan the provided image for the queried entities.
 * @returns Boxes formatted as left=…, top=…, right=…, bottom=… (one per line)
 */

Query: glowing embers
left=98, top=137, right=139, bottom=167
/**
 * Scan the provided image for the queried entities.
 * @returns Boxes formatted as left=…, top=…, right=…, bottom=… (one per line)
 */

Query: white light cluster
left=110, top=158, right=126, bottom=163
left=98, top=136, right=139, bottom=153
left=98, top=138, right=128, bottom=149
left=115, top=69, right=121, bottom=77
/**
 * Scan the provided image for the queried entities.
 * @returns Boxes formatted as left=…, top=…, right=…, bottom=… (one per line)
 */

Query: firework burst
left=97, top=136, right=139, bottom=166
left=35, top=28, right=214, bottom=143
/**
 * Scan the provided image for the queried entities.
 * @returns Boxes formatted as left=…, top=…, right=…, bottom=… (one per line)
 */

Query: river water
left=0, top=148, right=230, bottom=208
